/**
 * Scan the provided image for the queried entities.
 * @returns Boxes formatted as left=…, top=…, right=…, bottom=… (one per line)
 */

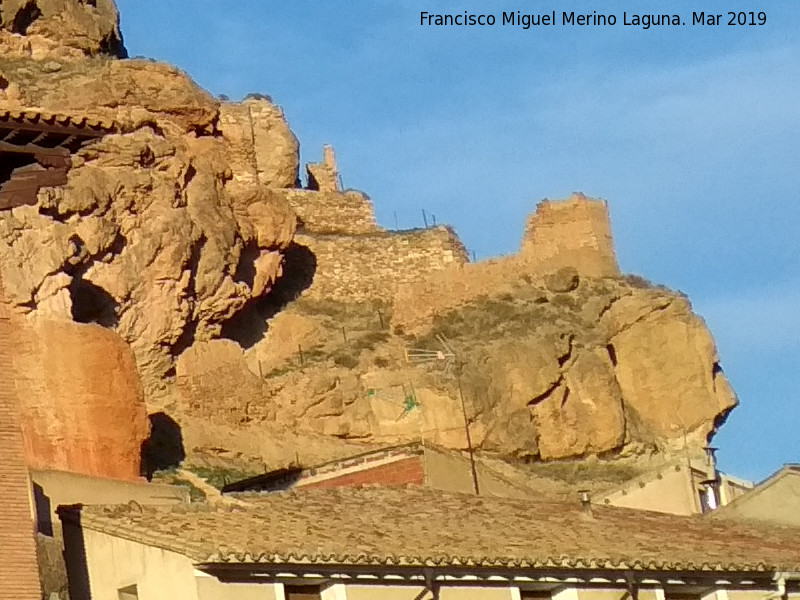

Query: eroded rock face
left=0, top=127, right=296, bottom=402
left=172, top=277, right=737, bottom=466
left=0, top=0, right=126, bottom=60
left=12, top=318, right=148, bottom=479
left=0, top=44, right=299, bottom=405
left=0, top=0, right=738, bottom=471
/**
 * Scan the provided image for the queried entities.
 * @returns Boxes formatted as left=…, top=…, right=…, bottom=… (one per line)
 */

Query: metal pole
left=457, top=371, right=480, bottom=495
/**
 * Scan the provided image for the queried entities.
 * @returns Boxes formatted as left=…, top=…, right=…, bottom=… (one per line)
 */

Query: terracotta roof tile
left=62, top=486, right=800, bottom=572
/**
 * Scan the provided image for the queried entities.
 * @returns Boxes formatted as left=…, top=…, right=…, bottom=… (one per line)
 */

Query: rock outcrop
left=0, top=0, right=126, bottom=60
left=0, top=31, right=298, bottom=404
left=0, top=0, right=740, bottom=472
left=12, top=319, right=148, bottom=479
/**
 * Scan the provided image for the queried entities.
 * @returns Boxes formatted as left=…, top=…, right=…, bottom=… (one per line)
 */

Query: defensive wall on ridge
left=275, top=153, right=618, bottom=311
left=392, top=193, right=620, bottom=332
left=277, top=148, right=470, bottom=303
left=285, top=189, right=379, bottom=235
left=295, top=227, right=469, bottom=303
left=521, top=193, right=618, bottom=277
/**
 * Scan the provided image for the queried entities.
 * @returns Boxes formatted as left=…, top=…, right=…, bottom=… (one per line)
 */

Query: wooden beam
left=0, top=164, right=68, bottom=210
left=0, top=140, right=70, bottom=157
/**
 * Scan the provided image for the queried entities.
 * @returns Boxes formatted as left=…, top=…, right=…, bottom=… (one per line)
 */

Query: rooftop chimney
left=578, top=489, right=592, bottom=515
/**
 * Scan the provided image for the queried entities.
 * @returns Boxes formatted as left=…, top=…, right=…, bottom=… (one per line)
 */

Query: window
left=117, top=584, right=138, bottom=600
left=284, top=585, right=322, bottom=600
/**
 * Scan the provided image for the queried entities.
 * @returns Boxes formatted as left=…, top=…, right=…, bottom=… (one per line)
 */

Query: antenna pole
left=457, top=368, right=480, bottom=496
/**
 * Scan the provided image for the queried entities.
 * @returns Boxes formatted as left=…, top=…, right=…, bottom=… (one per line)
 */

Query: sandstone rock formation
left=0, top=0, right=126, bottom=60
left=0, top=0, right=740, bottom=473
left=172, top=208, right=737, bottom=467
left=12, top=319, right=148, bottom=479
left=0, top=23, right=298, bottom=404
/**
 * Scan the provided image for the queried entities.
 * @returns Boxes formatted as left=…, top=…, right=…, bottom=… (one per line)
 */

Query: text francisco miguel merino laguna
left=420, top=11, right=767, bottom=29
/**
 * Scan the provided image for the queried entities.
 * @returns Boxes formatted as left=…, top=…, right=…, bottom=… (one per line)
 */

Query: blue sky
left=116, top=1, right=799, bottom=482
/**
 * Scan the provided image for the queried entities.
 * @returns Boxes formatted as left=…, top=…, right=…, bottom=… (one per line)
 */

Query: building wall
left=77, top=528, right=200, bottom=600
left=33, top=463, right=188, bottom=597
left=32, top=468, right=188, bottom=533
left=600, top=463, right=699, bottom=516
left=300, top=455, right=425, bottom=490
left=520, top=194, right=619, bottom=277
left=0, top=272, right=42, bottom=599
left=423, top=446, right=532, bottom=499
left=295, top=227, right=469, bottom=303
left=716, top=472, right=800, bottom=526
left=197, top=575, right=277, bottom=600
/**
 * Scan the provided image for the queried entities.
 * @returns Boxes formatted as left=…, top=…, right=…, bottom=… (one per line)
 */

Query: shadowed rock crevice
left=69, top=276, right=119, bottom=327
left=607, top=343, right=617, bottom=366
left=140, top=412, right=186, bottom=479
left=220, top=242, right=317, bottom=349
left=263, top=242, right=317, bottom=312
left=97, top=30, right=127, bottom=58
left=11, top=1, right=42, bottom=35
left=233, top=240, right=260, bottom=288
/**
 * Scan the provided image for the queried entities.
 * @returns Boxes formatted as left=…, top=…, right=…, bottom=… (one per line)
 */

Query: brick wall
left=295, top=226, right=469, bottom=303
left=300, top=456, right=425, bottom=489
left=521, top=193, right=619, bottom=277
left=0, top=273, right=43, bottom=599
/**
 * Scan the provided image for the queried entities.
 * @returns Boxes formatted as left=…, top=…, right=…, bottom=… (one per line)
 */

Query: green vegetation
left=150, top=468, right=206, bottom=502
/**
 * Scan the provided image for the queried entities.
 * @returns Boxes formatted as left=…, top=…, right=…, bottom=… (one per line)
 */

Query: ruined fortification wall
left=393, top=194, right=620, bottom=332
left=285, top=189, right=380, bottom=235
left=392, top=255, right=533, bottom=333
left=521, top=193, right=619, bottom=277
left=296, top=226, right=469, bottom=303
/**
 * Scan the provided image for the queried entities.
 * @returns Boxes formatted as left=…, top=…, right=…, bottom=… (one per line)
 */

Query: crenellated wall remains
left=218, top=97, right=300, bottom=190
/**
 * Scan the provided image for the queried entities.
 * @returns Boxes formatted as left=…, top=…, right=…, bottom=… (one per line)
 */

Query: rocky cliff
left=0, top=0, right=738, bottom=476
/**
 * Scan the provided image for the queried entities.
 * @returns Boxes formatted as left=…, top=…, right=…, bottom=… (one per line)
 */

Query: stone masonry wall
left=296, top=226, right=469, bottom=303
left=393, top=194, right=620, bottom=332
left=285, top=189, right=381, bottom=235
left=521, top=193, right=619, bottom=277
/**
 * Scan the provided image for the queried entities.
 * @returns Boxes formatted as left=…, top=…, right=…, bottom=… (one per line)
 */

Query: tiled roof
left=61, top=486, right=800, bottom=573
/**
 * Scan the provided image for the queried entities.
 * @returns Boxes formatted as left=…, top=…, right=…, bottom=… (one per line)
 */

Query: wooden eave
left=0, top=109, right=117, bottom=154
left=0, top=109, right=118, bottom=210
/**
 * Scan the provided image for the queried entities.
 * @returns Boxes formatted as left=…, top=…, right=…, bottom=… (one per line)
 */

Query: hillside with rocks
left=0, top=0, right=737, bottom=479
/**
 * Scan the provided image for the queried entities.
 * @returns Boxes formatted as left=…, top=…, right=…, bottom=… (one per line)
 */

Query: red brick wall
left=301, top=456, right=425, bottom=490
left=0, top=275, right=43, bottom=599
